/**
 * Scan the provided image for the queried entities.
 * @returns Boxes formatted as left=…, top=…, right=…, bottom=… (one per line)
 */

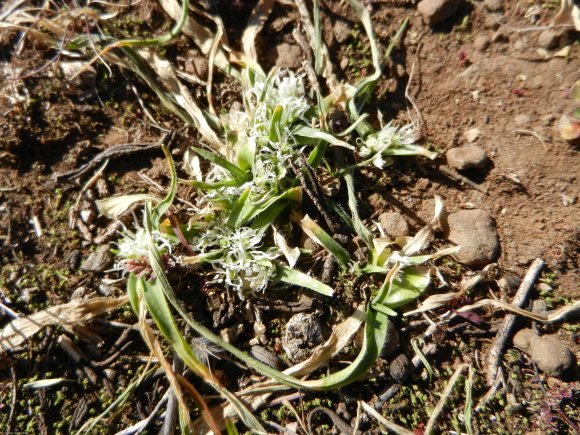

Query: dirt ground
left=0, top=0, right=578, bottom=433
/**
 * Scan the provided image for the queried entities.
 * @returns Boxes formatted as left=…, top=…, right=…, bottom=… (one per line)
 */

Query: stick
left=486, top=258, right=544, bottom=386
left=439, top=165, right=487, bottom=194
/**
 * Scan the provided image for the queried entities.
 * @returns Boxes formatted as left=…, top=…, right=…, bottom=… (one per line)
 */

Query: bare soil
left=0, top=0, right=578, bottom=434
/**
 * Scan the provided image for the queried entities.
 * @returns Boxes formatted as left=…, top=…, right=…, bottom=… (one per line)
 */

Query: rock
left=81, top=245, right=114, bottom=272
left=537, top=29, right=563, bottom=50
left=378, top=212, right=410, bottom=238
left=514, top=113, right=531, bottom=128
left=498, top=274, right=521, bottom=294
left=483, top=0, right=503, bottom=12
left=445, top=209, right=500, bottom=266
left=446, top=145, right=489, bottom=170
left=513, top=329, right=574, bottom=377
left=381, top=319, right=400, bottom=357
left=531, top=299, right=548, bottom=315
left=340, top=57, right=349, bottom=71
left=389, top=353, right=410, bottom=382
left=464, top=127, right=481, bottom=143
left=332, top=21, right=350, bottom=44
left=491, top=30, right=509, bottom=43
left=282, top=312, right=326, bottom=363
left=185, top=55, right=208, bottom=79
left=417, top=0, right=463, bottom=26
left=484, top=15, right=500, bottom=30
left=473, top=35, right=491, bottom=52
left=274, top=43, right=302, bottom=69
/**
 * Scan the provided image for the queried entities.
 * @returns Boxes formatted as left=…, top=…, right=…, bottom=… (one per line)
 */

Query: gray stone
left=446, top=209, right=500, bottom=266
left=483, top=0, right=503, bottom=12
left=81, top=245, right=114, bottom=272
left=275, top=43, right=302, bottom=69
left=332, top=21, right=350, bottom=44
left=473, top=35, right=491, bottom=52
left=378, top=212, right=410, bottom=238
left=446, top=145, right=489, bottom=170
left=537, top=29, right=563, bottom=50
left=417, top=0, right=463, bottom=26
left=282, top=312, right=326, bottom=363
left=389, top=353, right=410, bottom=382
left=513, top=329, right=574, bottom=377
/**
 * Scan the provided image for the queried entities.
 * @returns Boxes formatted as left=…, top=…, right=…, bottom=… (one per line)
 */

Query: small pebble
left=537, top=29, right=562, bottom=50
left=417, top=0, right=463, bottom=26
left=80, top=245, right=114, bottom=272
left=473, top=36, right=491, bottom=52
left=274, top=43, right=302, bottom=69
left=464, top=127, right=481, bottom=143
left=282, top=312, right=326, bottom=363
left=446, top=145, right=489, bottom=170
left=389, top=353, right=410, bottom=382
left=378, top=212, right=410, bottom=238
left=332, top=21, right=350, bottom=44
left=536, top=282, right=553, bottom=293
left=513, top=329, right=574, bottom=377
left=445, top=209, right=500, bottom=266
left=483, top=0, right=503, bottom=12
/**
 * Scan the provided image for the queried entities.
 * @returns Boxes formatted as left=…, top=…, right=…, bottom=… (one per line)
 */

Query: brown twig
left=54, top=130, right=176, bottom=181
left=486, top=258, right=544, bottom=386
left=439, top=165, right=488, bottom=194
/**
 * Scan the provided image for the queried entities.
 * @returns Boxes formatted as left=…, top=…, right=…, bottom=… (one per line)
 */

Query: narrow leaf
left=276, top=264, right=333, bottom=297
left=301, top=215, right=351, bottom=265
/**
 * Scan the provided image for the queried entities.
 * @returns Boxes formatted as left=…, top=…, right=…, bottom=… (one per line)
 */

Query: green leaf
left=269, top=105, right=283, bottom=141
left=191, top=146, right=249, bottom=181
left=231, top=187, right=302, bottom=228
left=189, top=179, right=244, bottom=190
left=292, top=125, right=354, bottom=150
left=301, top=215, right=351, bottom=266
left=344, top=171, right=373, bottom=248
left=275, top=264, right=334, bottom=297
left=226, top=186, right=252, bottom=228
left=384, top=266, right=431, bottom=309
left=370, top=303, right=398, bottom=317
left=307, top=141, right=327, bottom=168
left=235, top=135, right=256, bottom=172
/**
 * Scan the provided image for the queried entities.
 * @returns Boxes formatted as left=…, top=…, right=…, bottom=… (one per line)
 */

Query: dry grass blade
left=137, top=301, right=196, bottom=433
left=242, top=0, right=275, bottom=62
left=424, top=364, right=470, bottom=435
left=136, top=48, right=224, bottom=150
left=0, top=296, right=128, bottom=352
left=359, top=401, right=413, bottom=435
left=294, top=0, right=339, bottom=90
left=158, top=0, right=235, bottom=75
left=456, top=298, right=580, bottom=323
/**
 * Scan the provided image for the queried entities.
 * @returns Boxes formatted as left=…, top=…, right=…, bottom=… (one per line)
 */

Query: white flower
left=193, top=224, right=280, bottom=296
left=114, top=226, right=173, bottom=274
left=359, top=121, right=417, bottom=168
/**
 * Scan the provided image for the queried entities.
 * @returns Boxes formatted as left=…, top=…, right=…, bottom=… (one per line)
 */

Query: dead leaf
left=0, top=296, right=128, bottom=352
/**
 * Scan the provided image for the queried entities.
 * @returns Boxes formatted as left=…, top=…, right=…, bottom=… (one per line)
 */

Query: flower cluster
left=186, top=69, right=310, bottom=296
left=358, top=121, right=418, bottom=168
left=191, top=224, right=280, bottom=297
left=114, top=225, right=173, bottom=278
